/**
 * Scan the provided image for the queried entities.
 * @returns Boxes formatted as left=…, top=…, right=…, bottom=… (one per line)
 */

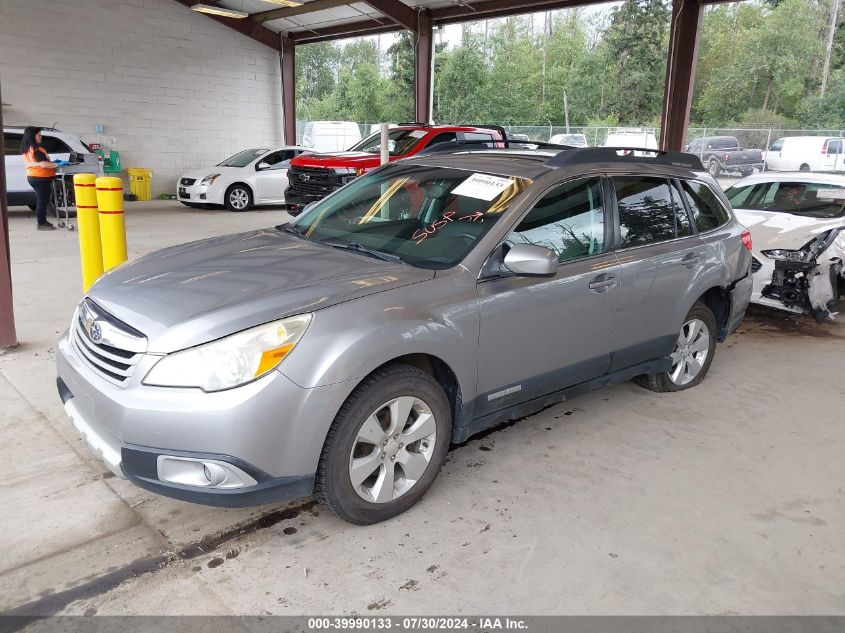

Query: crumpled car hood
left=87, top=229, right=433, bottom=352
left=734, top=208, right=845, bottom=251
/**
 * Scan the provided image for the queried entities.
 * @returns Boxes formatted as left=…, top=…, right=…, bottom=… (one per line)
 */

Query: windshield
left=726, top=181, right=845, bottom=218
left=289, top=164, right=532, bottom=269
left=348, top=130, right=428, bottom=156
left=218, top=148, right=268, bottom=167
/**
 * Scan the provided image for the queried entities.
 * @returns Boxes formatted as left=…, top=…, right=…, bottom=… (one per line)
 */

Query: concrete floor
left=1, top=200, right=844, bottom=616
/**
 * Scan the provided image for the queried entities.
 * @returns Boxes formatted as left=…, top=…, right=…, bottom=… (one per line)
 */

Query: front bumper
left=176, top=181, right=220, bottom=205
left=284, top=188, right=325, bottom=214
left=56, top=332, right=350, bottom=506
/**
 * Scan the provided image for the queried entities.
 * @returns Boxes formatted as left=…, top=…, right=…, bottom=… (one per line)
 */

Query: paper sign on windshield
left=816, top=188, right=845, bottom=200
left=452, top=173, right=513, bottom=201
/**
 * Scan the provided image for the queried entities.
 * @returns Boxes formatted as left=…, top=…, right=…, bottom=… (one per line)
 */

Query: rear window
left=681, top=181, right=731, bottom=231
left=725, top=181, right=845, bottom=219
left=4, top=133, right=22, bottom=155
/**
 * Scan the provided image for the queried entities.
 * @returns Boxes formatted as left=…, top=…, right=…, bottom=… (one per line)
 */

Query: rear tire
left=799, top=163, right=811, bottom=172
left=638, top=302, right=717, bottom=393
left=315, top=364, right=452, bottom=525
left=708, top=159, right=721, bottom=177
left=224, top=184, right=252, bottom=211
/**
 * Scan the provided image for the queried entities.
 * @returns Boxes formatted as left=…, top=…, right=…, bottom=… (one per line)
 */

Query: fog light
left=157, top=456, right=257, bottom=489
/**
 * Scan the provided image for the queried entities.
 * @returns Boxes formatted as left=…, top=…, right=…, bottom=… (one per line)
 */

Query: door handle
left=681, top=253, right=700, bottom=269
left=588, top=273, right=617, bottom=293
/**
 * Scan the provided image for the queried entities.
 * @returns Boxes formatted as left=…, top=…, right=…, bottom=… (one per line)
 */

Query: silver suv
left=57, top=147, right=753, bottom=524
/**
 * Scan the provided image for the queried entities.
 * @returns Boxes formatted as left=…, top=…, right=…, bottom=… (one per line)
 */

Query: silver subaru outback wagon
left=57, top=147, right=753, bottom=524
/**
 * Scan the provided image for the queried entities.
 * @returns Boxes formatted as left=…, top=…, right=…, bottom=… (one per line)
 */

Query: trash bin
left=127, top=167, right=152, bottom=201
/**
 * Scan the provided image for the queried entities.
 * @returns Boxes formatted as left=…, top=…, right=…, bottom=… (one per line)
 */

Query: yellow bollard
left=95, top=176, right=128, bottom=272
left=73, top=174, right=104, bottom=292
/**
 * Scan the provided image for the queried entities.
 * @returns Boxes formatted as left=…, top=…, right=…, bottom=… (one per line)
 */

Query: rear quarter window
left=681, top=181, right=730, bottom=232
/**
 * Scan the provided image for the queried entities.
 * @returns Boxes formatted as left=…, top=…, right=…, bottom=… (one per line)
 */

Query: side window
left=681, top=181, right=730, bottom=232
left=39, top=135, right=72, bottom=154
left=279, top=150, right=297, bottom=162
left=427, top=132, right=457, bottom=147
left=462, top=132, right=494, bottom=143
left=508, top=178, right=605, bottom=262
left=826, top=139, right=843, bottom=155
left=4, top=133, right=22, bottom=155
left=261, top=151, right=283, bottom=166
left=614, top=177, right=690, bottom=248
left=770, top=138, right=785, bottom=152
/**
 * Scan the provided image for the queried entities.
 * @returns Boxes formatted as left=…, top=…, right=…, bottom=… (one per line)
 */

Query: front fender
left=278, top=276, right=480, bottom=407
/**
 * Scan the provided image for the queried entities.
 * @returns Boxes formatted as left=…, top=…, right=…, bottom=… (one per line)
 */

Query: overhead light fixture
left=260, top=0, right=304, bottom=5
left=191, top=3, right=249, bottom=18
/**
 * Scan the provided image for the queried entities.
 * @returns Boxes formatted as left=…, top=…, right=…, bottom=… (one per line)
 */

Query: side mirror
left=257, top=162, right=271, bottom=171
left=503, top=244, right=558, bottom=276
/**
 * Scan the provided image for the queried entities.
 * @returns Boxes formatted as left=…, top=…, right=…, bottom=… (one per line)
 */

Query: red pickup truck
left=285, top=124, right=506, bottom=214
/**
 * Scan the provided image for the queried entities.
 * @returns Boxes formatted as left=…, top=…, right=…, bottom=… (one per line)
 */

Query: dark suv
left=58, top=145, right=752, bottom=524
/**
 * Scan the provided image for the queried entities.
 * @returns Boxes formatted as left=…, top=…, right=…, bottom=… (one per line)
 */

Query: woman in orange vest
left=21, top=126, right=57, bottom=231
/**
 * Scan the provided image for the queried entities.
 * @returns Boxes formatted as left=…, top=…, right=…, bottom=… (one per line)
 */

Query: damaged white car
left=725, top=173, right=845, bottom=321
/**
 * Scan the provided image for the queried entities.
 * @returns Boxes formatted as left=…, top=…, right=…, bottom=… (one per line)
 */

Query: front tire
left=315, top=364, right=452, bottom=525
left=638, top=302, right=717, bottom=393
left=224, top=184, right=252, bottom=211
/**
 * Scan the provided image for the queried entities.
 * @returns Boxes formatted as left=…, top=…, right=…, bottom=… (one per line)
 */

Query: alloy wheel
left=229, top=188, right=249, bottom=210
left=348, top=396, right=437, bottom=504
left=668, top=318, right=710, bottom=386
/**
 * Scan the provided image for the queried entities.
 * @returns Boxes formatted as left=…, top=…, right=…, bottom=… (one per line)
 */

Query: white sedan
left=725, top=172, right=845, bottom=321
left=177, top=146, right=307, bottom=211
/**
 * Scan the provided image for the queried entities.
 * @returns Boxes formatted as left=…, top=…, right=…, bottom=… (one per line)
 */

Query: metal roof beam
left=362, top=0, right=419, bottom=31
left=174, top=0, right=281, bottom=49
left=431, top=0, right=617, bottom=24
left=289, top=19, right=401, bottom=43
left=252, top=0, right=353, bottom=26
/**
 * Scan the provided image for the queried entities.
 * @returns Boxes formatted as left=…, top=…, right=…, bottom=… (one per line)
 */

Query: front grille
left=180, top=178, right=196, bottom=186
left=71, top=300, right=147, bottom=387
left=751, top=256, right=762, bottom=273
left=288, top=166, right=345, bottom=197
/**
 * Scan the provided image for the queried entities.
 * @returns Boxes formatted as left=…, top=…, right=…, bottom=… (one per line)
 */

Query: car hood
left=88, top=229, right=434, bottom=352
left=292, top=152, right=384, bottom=169
left=734, top=208, right=845, bottom=251
left=180, top=166, right=241, bottom=180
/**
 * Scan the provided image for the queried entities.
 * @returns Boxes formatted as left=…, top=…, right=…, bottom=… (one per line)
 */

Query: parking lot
left=2, top=201, right=843, bottom=616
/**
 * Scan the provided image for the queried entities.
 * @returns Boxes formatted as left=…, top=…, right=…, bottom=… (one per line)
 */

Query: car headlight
left=761, top=249, right=814, bottom=263
left=200, top=174, right=221, bottom=186
left=143, top=314, right=312, bottom=391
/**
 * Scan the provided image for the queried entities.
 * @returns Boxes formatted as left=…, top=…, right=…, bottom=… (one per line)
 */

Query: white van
left=603, top=131, right=659, bottom=151
left=3, top=127, right=100, bottom=208
left=301, top=121, right=362, bottom=153
left=764, top=136, right=845, bottom=172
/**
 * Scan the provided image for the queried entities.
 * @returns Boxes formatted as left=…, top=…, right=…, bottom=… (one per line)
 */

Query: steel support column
left=0, top=78, right=17, bottom=348
left=414, top=10, right=434, bottom=124
left=281, top=35, right=296, bottom=145
left=659, top=0, right=704, bottom=151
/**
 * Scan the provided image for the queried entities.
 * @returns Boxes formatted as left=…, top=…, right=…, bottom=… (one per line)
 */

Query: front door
left=254, top=150, right=295, bottom=202
left=476, top=176, right=620, bottom=416
left=607, top=175, right=705, bottom=371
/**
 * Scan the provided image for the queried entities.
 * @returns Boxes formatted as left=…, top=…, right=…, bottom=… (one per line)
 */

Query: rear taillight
left=741, top=229, right=753, bottom=251
left=822, top=143, right=828, bottom=155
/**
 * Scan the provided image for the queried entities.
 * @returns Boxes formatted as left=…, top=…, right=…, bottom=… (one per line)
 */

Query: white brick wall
left=1, top=0, right=284, bottom=195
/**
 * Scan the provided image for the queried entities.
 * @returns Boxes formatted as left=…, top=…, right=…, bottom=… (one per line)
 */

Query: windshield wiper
left=281, top=223, right=306, bottom=239
left=321, top=239, right=406, bottom=264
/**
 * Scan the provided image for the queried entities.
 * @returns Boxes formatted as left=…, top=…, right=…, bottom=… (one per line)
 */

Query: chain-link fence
left=295, top=121, right=845, bottom=174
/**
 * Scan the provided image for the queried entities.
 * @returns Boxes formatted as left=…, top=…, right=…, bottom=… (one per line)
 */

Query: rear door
left=607, top=175, right=704, bottom=372
left=4, top=131, right=29, bottom=195
left=476, top=176, right=620, bottom=415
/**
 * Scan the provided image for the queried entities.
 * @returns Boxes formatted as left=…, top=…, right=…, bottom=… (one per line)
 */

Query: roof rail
left=545, top=147, right=704, bottom=170
left=416, top=139, right=574, bottom=155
